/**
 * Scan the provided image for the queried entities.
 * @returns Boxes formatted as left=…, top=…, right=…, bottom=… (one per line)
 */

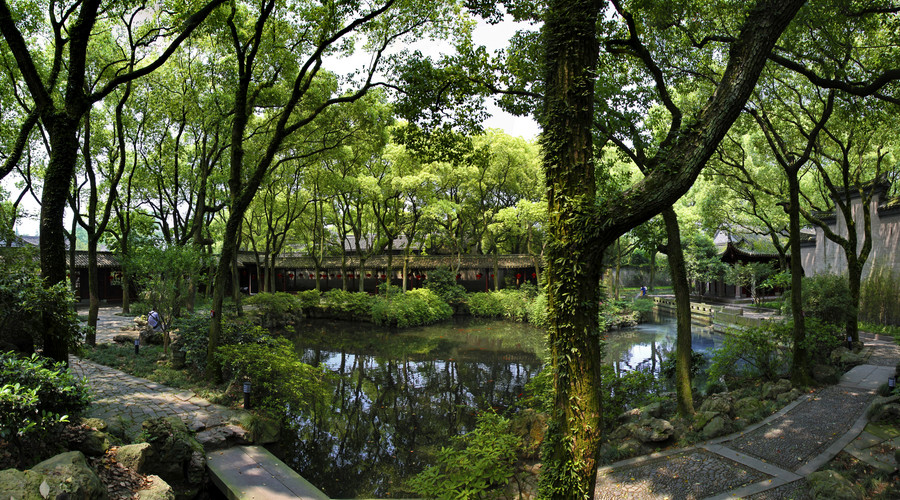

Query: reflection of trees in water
left=273, top=345, right=542, bottom=498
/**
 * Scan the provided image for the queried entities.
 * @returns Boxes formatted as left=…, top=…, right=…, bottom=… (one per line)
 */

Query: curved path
left=71, top=305, right=242, bottom=440
left=594, top=334, right=900, bottom=499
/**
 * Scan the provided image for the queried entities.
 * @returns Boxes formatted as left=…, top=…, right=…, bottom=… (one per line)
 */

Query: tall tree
left=0, top=0, right=226, bottom=362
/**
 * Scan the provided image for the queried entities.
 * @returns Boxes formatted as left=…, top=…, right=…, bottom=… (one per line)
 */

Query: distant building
left=800, top=181, right=900, bottom=279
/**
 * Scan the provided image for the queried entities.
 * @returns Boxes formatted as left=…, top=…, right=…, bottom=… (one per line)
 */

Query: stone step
left=207, top=446, right=329, bottom=500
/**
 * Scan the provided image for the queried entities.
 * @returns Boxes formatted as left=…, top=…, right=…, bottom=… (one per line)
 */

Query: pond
left=269, top=314, right=723, bottom=498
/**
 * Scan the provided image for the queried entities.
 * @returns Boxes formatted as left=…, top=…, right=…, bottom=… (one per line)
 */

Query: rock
left=873, top=395, right=900, bottom=407
left=115, top=443, right=152, bottom=472
left=609, top=424, right=631, bottom=441
left=807, top=470, right=864, bottom=499
left=699, top=393, right=734, bottom=415
left=509, top=410, right=547, bottom=459
left=196, top=424, right=251, bottom=451
left=114, top=333, right=138, bottom=344
left=812, top=364, right=840, bottom=385
left=140, top=417, right=207, bottom=489
left=701, top=415, right=732, bottom=440
left=776, top=388, right=801, bottom=406
left=762, top=379, right=792, bottom=400
left=627, top=418, right=674, bottom=443
left=869, top=403, right=900, bottom=423
left=617, top=408, right=644, bottom=424
left=140, top=328, right=164, bottom=345
left=228, top=412, right=282, bottom=444
left=0, top=451, right=109, bottom=500
left=618, top=438, right=648, bottom=457
left=137, top=475, right=176, bottom=500
left=80, top=417, right=108, bottom=432
left=830, top=346, right=851, bottom=364
left=693, top=411, right=718, bottom=431
left=72, top=429, right=111, bottom=456
left=839, top=350, right=866, bottom=368
left=734, top=397, right=764, bottom=421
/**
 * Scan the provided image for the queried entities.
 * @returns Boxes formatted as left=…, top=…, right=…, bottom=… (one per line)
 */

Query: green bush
left=371, top=288, right=453, bottom=327
left=600, top=365, right=663, bottom=432
left=708, top=322, right=792, bottom=384
left=467, top=292, right=504, bottom=318
left=0, top=273, right=83, bottom=355
left=173, top=313, right=269, bottom=374
left=245, top=292, right=303, bottom=330
left=216, top=334, right=326, bottom=422
left=784, top=273, right=851, bottom=326
left=296, top=289, right=321, bottom=310
left=0, top=353, right=90, bottom=447
left=407, top=411, right=519, bottom=499
left=860, top=262, right=900, bottom=326
left=526, top=293, right=549, bottom=328
left=320, top=289, right=376, bottom=318
left=424, top=267, right=467, bottom=304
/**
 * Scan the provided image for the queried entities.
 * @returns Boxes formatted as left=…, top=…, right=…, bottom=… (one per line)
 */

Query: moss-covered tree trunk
left=663, top=207, right=694, bottom=416
left=538, top=0, right=605, bottom=497
left=787, top=174, right=810, bottom=385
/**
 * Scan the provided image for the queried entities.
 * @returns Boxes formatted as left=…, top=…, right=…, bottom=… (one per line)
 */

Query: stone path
left=72, top=305, right=242, bottom=440
left=593, top=333, right=900, bottom=500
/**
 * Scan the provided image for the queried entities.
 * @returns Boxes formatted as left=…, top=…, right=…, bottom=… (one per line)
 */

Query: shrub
left=173, top=313, right=269, bottom=374
left=371, top=288, right=453, bottom=327
left=467, top=292, right=504, bottom=318
left=424, top=267, right=467, bottom=304
left=784, top=273, right=851, bottom=326
left=0, top=273, right=83, bottom=355
left=407, top=411, right=519, bottom=499
left=860, top=262, right=900, bottom=326
left=320, top=289, right=376, bottom=318
left=216, top=335, right=326, bottom=422
left=708, top=322, right=792, bottom=383
left=600, top=364, right=663, bottom=432
left=245, top=292, right=303, bottom=330
left=526, top=293, right=549, bottom=328
left=0, top=353, right=90, bottom=447
left=296, top=289, right=321, bottom=310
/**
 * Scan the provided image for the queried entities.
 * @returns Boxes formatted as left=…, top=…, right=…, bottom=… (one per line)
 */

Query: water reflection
left=604, top=314, right=724, bottom=375
left=270, top=314, right=723, bottom=498
left=270, top=318, right=546, bottom=498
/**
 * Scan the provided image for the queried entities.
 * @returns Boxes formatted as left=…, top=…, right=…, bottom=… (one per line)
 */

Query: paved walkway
left=593, top=335, right=900, bottom=499
left=72, top=305, right=241, bottom=440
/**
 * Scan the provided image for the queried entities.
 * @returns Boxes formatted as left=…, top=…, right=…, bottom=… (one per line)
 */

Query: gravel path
left=594, top=333, right=899, bottom=499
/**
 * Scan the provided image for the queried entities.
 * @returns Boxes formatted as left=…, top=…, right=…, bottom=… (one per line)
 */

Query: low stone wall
left=651, top=297, right=770, bottom=330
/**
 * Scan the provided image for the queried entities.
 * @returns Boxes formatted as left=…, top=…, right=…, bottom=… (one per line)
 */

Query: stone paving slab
left=208, top=446, right=329, bottom=500
left=594, top=449, right=769, bottom=499
left=840, top=364, right=896, bottom=391
left=68, top=355, right=242, bottom=440
left=727, top=385, right=872, bottom=472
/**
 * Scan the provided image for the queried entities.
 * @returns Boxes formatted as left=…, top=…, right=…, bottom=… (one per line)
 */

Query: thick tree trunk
left=847, top=259, right=862, bottom=344
left=40, top=117, right=81, bottom=364
left=787, top=174, right=810, bottom=385
left=538, top=0, right=605, bottom=497
left=663, top=208, right=694, bottom=416
left=87, top=243, right=99, bottom=345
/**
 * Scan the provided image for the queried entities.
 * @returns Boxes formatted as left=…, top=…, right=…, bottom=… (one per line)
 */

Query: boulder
left=699, top=393, right=734, bottom=415
left=140, top=417, right=207, bottom=490
left=839, top=350, right=866, bottom=368
left=196, top=424, right=251, bottom=451
left=693, top=411, right=718, bottom=431
left=763, top=379, right=792, bottom=400
left=80, top=417, right=108, bottom=432
left=733, top=397, right=765, bottom=421
left=0, top=451, right=108, bottom=500
left=137, top=475, right=176, bottom=500
left=812, top=364, right=840, bottom=385
left=869, top=403, right=900, bottom=424
left=776, top=388, right=801, bottom=406
left=71, top=429, right=111, bottom=457
left=115, top=443, right=152, bottom=472
left=701, top=415, right=732, bottom=440
left=627, top=418, right=674, bottom=443
left=807, top=470, right=864, bottom=499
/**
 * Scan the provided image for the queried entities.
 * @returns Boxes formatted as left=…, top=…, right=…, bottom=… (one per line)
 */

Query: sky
left=9, top=12, right=540, bottom=236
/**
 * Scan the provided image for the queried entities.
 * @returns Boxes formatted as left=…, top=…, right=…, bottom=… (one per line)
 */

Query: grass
left=860, top=321, right=900, bottom=339
left=825, top=450, right=900, bottom=499
left=79, top=343, right=229, bottom=404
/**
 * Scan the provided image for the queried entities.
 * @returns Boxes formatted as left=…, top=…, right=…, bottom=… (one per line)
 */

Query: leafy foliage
left=599, top=365, right=664, bottom=432
left=424, top=267, right=468, bottom=304
left=216, top=334, right=326, bottom=422
left=407, top=411, right=519, bottom=499
left=783, top=273, right=852, bottom=326
left=860, top=262, right=900, bottom=326
left=371, top=288, right=453, bottom=327
left=0, top=272, right=83, bottom=355
left=0, top=352, right=90, bottom=446
left=320, top=289, right=377, bottom=318
left=173, top=313, right=268, bottom=374
left=708, top=322, right=792, bottom=383
left=245, top=292, right=303, bottom=330
left=124, top=244, right=211, bottom=325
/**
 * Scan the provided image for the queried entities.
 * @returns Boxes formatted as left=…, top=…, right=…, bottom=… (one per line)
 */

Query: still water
left=269, top=315, right=722, bottom=498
